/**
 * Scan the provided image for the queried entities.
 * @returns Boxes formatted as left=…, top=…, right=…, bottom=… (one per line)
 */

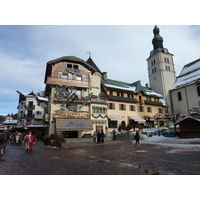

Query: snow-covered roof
left=103, top=83, right=136, bottom=92
left=37, top=96, right=48, bottom=101
left=146, top=90, right=163, bottom=98
left=170, top=58, right=200, bottom=90
left=3, top=120, right=17, bottom=124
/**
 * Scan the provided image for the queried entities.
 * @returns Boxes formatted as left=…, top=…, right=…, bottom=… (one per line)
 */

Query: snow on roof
left=3, top=120, right=17, bottom=124
left=37, top=96, right=48, bottom=101
left=160, top=98, right=167, bottom=106
left=170, top=59, right=200, bottom=90
left=103, top=83, right=136, bottom=92
left=146, top=90, right=163, bottom=98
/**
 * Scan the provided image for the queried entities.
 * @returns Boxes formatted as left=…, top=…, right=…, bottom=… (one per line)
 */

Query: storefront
left=55, top=117, right=93, bottom=138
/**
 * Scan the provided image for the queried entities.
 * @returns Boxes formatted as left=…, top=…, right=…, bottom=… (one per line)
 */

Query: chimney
left=102, top=72, right=107, bottom=80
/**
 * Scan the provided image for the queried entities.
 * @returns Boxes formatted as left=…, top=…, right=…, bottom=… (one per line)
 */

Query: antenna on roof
left=87, top=52, right=91, bottom=58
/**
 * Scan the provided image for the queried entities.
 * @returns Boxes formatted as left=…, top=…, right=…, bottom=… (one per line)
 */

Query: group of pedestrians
left=93, top=130, right=105, bottom=144
left=10, top=131, right=24, bottom=145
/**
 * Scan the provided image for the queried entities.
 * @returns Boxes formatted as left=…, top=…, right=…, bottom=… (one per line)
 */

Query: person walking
left=135, top=131, right=140, bottom=147
left=101, top=130, right=105, bottom=144
left=93, top=131, right=97, bottom=143
left=97, top=131, right=101, bottom=144
left=113, top=128, right=116, bottom=141
left=28, top=132, right=35, bottom=151
left=24, top=133, right=29, bottom=152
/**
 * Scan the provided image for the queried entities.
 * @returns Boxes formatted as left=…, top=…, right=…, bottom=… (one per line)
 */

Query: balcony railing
left=24, top=114, right=35, bottom=119
left=46, top=77, right=90, bottom=88
left=25, top=105, right=35, bottom=110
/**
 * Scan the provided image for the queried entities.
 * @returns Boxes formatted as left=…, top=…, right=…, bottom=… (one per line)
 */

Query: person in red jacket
left=28, top=132, right=35, bottom=151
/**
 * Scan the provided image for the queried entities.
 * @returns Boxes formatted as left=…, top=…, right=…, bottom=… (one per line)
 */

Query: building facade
left=16, top=91, right=48, bottom=131
left=44, top=56, right=108, bottom=138
left=101, top=78, right=167, bottom=132
left=170, top=58, right=200, bottom=115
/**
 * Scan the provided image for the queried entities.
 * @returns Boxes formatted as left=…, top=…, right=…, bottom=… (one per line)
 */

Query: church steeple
left=150, top=25, right=169, bottom=56
left=152, top=25, right=163, bottom=50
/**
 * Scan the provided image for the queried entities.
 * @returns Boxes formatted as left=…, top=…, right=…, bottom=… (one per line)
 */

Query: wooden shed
left=175, top=116, right=200, bottom=138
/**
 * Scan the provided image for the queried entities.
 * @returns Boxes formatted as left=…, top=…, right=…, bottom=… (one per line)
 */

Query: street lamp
left=154, top=114, right=161, bottom=136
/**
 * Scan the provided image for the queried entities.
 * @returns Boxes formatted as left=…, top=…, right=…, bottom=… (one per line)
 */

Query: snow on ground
left=132, top=135, right=200, bottom=153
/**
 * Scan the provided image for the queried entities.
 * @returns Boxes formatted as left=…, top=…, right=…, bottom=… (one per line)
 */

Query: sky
left=1, top=1, right=200, bottom=117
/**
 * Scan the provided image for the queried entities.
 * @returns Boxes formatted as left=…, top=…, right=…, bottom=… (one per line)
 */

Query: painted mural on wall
left=53, top=109, right=90, bottom=118
left=53, top=85, right=92, bottom=118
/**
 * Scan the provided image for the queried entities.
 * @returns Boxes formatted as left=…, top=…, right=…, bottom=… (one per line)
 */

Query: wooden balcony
left=46, top=77, right=90, bottom=88
left=25, top=105, right=35, bottom=110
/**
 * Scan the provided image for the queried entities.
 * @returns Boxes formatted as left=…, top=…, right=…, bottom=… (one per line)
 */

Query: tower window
left=152, top=68, right=154, bottom=74
left=197, top=86, right=200, bottom=96
left=178, top=92, right=182, bottom=101
left=154, top=67, right=156, bottom=72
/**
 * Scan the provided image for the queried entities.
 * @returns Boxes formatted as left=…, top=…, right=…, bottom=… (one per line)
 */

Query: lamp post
left=154, top=114, right=161, bottom=136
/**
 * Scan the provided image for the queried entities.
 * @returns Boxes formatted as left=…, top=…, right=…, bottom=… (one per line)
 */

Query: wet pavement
left=1, top=138, right=200, bottom=175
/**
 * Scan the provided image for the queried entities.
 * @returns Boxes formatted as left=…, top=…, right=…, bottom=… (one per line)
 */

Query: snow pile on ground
left=137, top=135, right=200, bottom=152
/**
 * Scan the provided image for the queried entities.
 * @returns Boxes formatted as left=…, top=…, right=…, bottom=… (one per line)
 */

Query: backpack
left=24, top=136, right=29, bottom=142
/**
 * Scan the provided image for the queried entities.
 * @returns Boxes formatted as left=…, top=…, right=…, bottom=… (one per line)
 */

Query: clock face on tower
left=163, top=48, right=168, bottom=53
left=150, top=50, right=154, bottom=56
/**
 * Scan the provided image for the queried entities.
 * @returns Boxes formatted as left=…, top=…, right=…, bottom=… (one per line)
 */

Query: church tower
left=147, top=25, right=176, bottom=112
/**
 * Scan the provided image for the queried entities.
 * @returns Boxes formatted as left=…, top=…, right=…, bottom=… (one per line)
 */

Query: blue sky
left=1, top=2, right=200, bottom=116
left=1, top=25, right=200, bottom=116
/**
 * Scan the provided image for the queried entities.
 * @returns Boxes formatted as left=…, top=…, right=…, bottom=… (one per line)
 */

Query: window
left=147, top=107, right=152, bottom=113
left=119, top=104, right=126, bottom=110
left=117, top=92, right=120, bottom=96
left=178, top=92, right=182, bottom=101
left=67, top=64, right=72, bottom=68
left=152, top=68, right=154, bottom=74
left=197, top=86, right=200, bottom=96
left=92, top=107, right=95, bottom=113
left=74, top=65, right=78, bottom=69
left=138, top=106, right=144, bottom=112
left=96, top=107, right=99, bottom=113
left=109, top=91, right=113, bottom=95
left=36, top=111, right=42, bottom=115
left=62, top=62, right=67, bottom=68
left=130, top=105, right=136, bottom=111
left=154, top=67, right=156, bottom=72
left=108, top=103, right=115, bottom=110
left=167, top=58, right=169, bottom=63
left=68, top=106, right=76, bottom=111
left=158, top=108, right=163, bottom=113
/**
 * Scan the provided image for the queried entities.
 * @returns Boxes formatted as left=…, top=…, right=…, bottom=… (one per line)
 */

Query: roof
left=45, top=55, right=98, bottom=84
left=102, top=79, right=163, bottom=97
left=174, top=116, right=200, bottom=125
left=170, top=58, right=200, bottom=90
left=86, top=57, right=102, bottom=73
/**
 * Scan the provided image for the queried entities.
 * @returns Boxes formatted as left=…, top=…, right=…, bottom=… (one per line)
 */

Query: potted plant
left=49, top=134, right=58, bottom=146
left=56, top=134, right=66, bottom=148
left=42, top=135, right=50, bottom=146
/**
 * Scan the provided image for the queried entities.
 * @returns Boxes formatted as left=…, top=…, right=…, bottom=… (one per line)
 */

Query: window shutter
left=62, top=62, right=67, bottom=68
left=68, top=73, right=72, bottom=79
left=58, top=72, right=62, bottom=78
left=81, top=90, right=84, bottom=98
left=79, top=65, right=84, bottom=70
left=82, top=75, right=86, bottom=81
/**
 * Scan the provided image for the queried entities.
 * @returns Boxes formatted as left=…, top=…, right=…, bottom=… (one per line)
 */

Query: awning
left=128, top=116, right=146, bottom=122
left=56, top=118, right=93, bottom=131
left=108, top=115, right=124, bottom=121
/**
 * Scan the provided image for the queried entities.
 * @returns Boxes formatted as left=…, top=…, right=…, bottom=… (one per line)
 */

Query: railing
left=25, top=105, right=35, bottom=110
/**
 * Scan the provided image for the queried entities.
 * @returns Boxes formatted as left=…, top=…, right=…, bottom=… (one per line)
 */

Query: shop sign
left=66, top=121, right=85, bottom=128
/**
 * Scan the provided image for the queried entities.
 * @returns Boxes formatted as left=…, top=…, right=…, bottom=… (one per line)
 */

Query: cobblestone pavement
left=1, top=139, right=200, bottom=175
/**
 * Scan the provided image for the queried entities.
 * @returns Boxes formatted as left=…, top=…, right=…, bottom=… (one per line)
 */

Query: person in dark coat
left=97, top=131, right=101, bottom=144
left=135, top=131, right=140, bottom=146
left=101, top=130, right=105, bottom=144
left=113, top=128, right=116, bottom=141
